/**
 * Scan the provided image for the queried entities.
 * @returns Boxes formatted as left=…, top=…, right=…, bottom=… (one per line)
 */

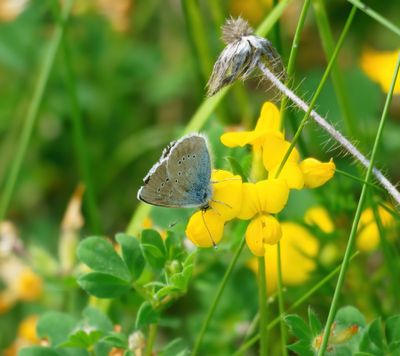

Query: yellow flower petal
left=269, top=161, right=304, bottom=189
left=17, top=268, right=42, bottom=302
left=210, top=170, right=242, bottom=220
left=246, top=214, right=282, bottom=256
left=304, top=206, right=334, bottom=234
left=221, top=130, right=264, bottom=147
left=237, top=183, right=259, bottom=220
left=185, top=210, right=225, bottom=247
left=255, top=222, right=319, bottom=292
left=262, top=133, right=300, bottom=171
left=256, top=179, right=289, bottom=214
left=18, top=315, right=40, bottom=343
left=357, top=223, right=379, bottom=252
left=360, top=48, right=400, bottom=94
left=300, top=158, right=335, bottom=188
left=255, top=102, right=281, bottom=133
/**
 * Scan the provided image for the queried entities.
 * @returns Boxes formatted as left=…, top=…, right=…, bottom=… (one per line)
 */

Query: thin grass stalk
left=145, top=324, right=158, bottom=356
left=191, top=236, right=246, bottom=356
left=280, top=0, right=312, bottom=129
left=274, top=5, right=357, bottom=179
left=335, top=168, right=384, bottom=193
left=276, top=242, right=288, bottom=356
left=62, top=42, right=102, bottom=234
left=318, top=52, right=400, bottom=356
left=0, top=0, right=74, bottom=222
left=346, top=0, right=400, bottom=37
left=312, top=0, right=356, bottom=136
left=234, top=252, right=360, bottom=356
left=371, top=200, right=400, bottom=310
left=126, top=0, right=293, bottom=236
left=258, top=257, right=268, bottom=355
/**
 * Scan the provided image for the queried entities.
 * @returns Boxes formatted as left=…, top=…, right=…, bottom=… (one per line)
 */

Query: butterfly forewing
left=137, top=133, right=212, bottom=208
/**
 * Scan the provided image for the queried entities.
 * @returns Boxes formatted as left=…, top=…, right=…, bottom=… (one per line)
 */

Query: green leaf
left=19, top=347, right=60, bottom=356
left=136, top=301, right=159, bottom=329
left=59, top=330, right=103, bottom=349
left=359, top=319, right=385, bottom=354
left=37, top=312, right=77, bottom=346
left=353, top=353, right=375, bottom=356
left=368, top=318, right=386, bottom=351
left=78, top=272, right=131, bottom=298
left=335, top=306, right=366, bottom=327
left=164, top=231, right=183, bottom=260
left=308, top=306, right=322, bottom=336
left=77, top=236, right=131, bottom=281
left=287, top=339, right=313, bottom=356
left=154, top=285, right=180, bottom=300
left=102, top=332, right=128, bottom=349
left=116, top=233, right=145, bottom=280
left=82, top=307, right=113, bottom=333
left=388, top=341, right=400, bottom=353
left=386, top=315, right=400, bottom=345
left=141, top=229, right=167, bottom=269
left=170, top=273, right=186, bottom=290
left=225, top=156, right=248, bottom=182
left=284, top=314, right=312, bottom=341
left=159, top=338, right=189, bottom=356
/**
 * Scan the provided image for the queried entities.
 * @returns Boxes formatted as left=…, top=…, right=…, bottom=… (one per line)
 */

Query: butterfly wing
left=166, top=133, right=212, bottom=207
left=137, top=133, right=212, bottom=208
left=137, top=159, right=194, bottom=207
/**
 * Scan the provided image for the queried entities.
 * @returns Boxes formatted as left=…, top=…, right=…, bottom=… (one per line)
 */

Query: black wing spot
left=182, top=156, right=186, bottom=161
left=175, top=179, right=178, bottom=183
left=178, top=171, right=182, bottom=176
left=178, top=160, right=182, bottom=165
left=192, top=154, right=196, bottom=158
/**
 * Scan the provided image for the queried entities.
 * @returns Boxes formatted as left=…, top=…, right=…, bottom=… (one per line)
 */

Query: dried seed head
left=222, top=17, right=253, bottom=44
left=207, top=17, right=285, bottom=96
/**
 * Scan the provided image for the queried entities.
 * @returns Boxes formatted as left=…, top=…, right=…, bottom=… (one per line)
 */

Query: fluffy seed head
left=222, top=17, right=254, bottom=44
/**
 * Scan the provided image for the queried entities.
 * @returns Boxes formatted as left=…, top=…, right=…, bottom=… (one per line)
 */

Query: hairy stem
left=257, top=62, right=400, bottom=205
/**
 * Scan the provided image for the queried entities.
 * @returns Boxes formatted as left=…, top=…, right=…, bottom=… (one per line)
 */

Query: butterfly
left=137, top=133, right=213, bottom=210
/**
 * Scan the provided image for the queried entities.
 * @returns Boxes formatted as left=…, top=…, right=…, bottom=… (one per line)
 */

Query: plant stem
left=191, top=236, right=246, bottom=356
left=312, top=0, right=356, bottom=136
left=280, top=0, right=312, bottom=129
left=318, top=52, right=400, bottom=356
left=233, top=252, right=359, bottom=356
left=335, top=168, right=384, bottom=192
left=258, top=257, right=268, bottom=356
left=62, top=42, right=102, bottom=234
left=0, top=0, right=74, bottom=222
left=276, top=242, right=287, bottom=356
left=145, top=324, right=158, bottom=356
left=274, top=5, right=357, bottom=179
left=346, top=0, right=400, bottom=37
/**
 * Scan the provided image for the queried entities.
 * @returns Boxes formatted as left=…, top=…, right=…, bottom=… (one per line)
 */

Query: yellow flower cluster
left=186, top=102, right=335, bottom=256
left=356, top=205, right=395, bottom=252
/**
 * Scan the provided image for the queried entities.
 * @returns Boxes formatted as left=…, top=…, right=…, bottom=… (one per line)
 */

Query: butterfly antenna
left=201, top=209, right=217, bottom=249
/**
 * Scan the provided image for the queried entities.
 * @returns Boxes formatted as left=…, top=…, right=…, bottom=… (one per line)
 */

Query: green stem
left=258, top=257, right=268, bottom=356
left=0, top=0, right=74, bottom=222
left=62, top=41, right=102, bottom=234
left=126, top=0, right=293, bottom=236
left=346, top=0, right=400, bottom=37
left=233, top=252, right=360, bottom=356
left=276, top=242, right=287, bottom=356
left=335, top=168, right=384, bottom=192
left=191, top=236, right=246, bottom=356
left=318, top=52, right=400, bottom=356
left=275, top=5, right=357, bottom=179
left=145, top=324, right=158, bottom=356
left=312, top=0, right=356, bottom=136
left=280, top=0, right=312, bottom=129
left=272, top=0, right=283, bottom=55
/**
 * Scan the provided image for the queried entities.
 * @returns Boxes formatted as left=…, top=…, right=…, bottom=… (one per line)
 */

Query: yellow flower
left=238, top=179, right=289, bottom=256
left=249, top=222, right=319, bottom=292
left=17, top=268, right=43, bottom=302
left=18, top=315, right=40, bottom=344
left=304, top=206, right=334, bottom=234
left=300, top=158, right=335, bottom=188
left=221, top=102, right=335, bottom=190
left=229, top=0, right=272, bottom=26
left=356, top=206, right=395, bottom=252
left=360, top=48, right=400, bottom=94
left=185, top=170, right=242, bottom=247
